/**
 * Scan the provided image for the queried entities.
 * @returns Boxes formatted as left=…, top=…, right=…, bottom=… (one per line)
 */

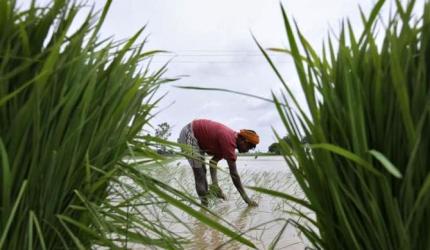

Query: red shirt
left=192, top=119, right=238, bottom=162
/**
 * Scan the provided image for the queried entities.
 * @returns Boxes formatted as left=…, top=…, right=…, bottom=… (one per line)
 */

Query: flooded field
left=129, top=156, right=310, bottom=249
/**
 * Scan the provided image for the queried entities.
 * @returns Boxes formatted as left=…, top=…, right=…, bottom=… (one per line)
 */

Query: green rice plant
left=0, top=0, right=176, bottom=248
left=0, top=1, right=258, bottom=249
left=256, top=0, right=430, bottom=249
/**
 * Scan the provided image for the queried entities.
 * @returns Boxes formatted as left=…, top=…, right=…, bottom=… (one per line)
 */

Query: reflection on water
left=128, top=156, right=309, bottom=249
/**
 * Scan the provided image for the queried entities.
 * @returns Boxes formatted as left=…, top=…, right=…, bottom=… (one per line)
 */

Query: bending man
left=178, top=119, right=259, bottom=206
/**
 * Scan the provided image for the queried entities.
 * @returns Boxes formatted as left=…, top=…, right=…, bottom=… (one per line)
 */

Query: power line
left=167, top=50, right=264, bottom=52
left=145, top=50, right=290, bottom=63
left=151, top=61, right=290, bottom=64
left=155, top=54, right=282, bottom=56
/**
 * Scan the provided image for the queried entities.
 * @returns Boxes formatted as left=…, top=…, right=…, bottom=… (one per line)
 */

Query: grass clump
left=0, top=1, right=259, bottom=249
left=260, top=0, right=430, bottom=249
left=0, top=0, right=179, bottom=249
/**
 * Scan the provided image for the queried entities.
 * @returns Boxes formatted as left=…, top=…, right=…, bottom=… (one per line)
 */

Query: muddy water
left=147, top=156, right=310, bottom=249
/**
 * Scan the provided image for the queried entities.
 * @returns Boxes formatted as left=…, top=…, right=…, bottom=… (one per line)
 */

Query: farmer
left=178, top=119, right=259, bottom=207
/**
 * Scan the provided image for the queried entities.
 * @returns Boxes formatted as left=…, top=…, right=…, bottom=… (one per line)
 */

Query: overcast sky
left=21, top=0, right=425, bottom=151
left=114, top=0, right=373, bottom=151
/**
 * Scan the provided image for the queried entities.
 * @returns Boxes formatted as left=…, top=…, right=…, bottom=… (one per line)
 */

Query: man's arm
left=227, top=160, right=257, bottom=206
left=209, top=157, right=226, bottom=199
left=209, top=157, right=220, bottom=185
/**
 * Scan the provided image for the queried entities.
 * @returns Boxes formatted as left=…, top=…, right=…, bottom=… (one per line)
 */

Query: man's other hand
left=209, top=184, right=227, bottom=200
left=246, top=199, right=258, bottom=207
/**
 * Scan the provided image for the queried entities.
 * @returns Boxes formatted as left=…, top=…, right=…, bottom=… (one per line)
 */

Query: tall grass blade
left=0, top=180, right=28, bottom=248
left=369, top=150, right=402, bottom=178
left=260, top=0, right=430, bottom=248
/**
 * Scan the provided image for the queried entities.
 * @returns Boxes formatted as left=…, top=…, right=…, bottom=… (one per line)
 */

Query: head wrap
left=239, top=129, right=260, bottom=145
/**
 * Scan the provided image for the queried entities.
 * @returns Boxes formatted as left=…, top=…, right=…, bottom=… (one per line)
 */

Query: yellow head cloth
left=239, top=129, right=260, bottom=145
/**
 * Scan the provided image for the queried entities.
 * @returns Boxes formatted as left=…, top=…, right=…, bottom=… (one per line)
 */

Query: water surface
left=140, top=156, right=309, bottom=249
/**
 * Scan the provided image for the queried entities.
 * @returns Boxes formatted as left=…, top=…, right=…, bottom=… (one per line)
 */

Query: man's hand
left=216, top=189, right=227, bottom=200
left=227, top=160, right=258, bottom=206
left=246, top=199, right=258, bottom=207
left=209, top=184, right=227, bottom=200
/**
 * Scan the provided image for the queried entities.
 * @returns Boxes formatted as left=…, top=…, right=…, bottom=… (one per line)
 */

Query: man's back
left=192, top=119, right=237, bottom=161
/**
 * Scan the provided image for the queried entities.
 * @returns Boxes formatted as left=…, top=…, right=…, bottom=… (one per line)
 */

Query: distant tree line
left=268, top=135, right=309, bottom=155
left=154, top=122, right=173, bottom=155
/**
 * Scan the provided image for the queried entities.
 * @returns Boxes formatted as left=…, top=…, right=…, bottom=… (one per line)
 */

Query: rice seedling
left=256, top=0, right=430, bottom=249
left=0, top=1, right=256, bottom=249
left=152, top=157, right=303, bottom=249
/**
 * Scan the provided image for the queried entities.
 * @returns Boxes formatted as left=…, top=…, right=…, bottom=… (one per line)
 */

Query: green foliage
left=155, top=122, right=172, bottom=154
left=155, top=122, right=172, bottom=140
left=0, top=0, right=177, bottom=248
left=268, top=135, right=295, bottom=154
left=0, top=1, right=259, bottom=249
left=259, top=0, right=430, bottom=249
left=268, top=142, right=281, bottom=154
